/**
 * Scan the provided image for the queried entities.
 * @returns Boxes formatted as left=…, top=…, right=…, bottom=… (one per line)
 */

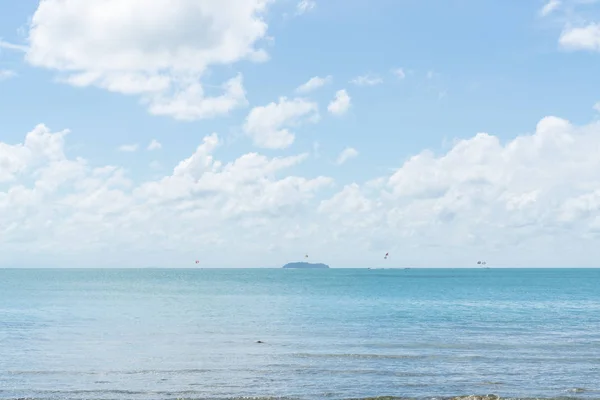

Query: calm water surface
left=1, top=268, right=599, bottom=400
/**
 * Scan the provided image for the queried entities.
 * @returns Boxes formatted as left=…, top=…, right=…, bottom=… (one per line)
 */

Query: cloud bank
left=3, top=116, right=600, bottom=267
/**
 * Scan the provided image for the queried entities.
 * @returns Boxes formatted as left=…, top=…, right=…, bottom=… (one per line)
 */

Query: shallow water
left=1, top=268, right=599, bottom=400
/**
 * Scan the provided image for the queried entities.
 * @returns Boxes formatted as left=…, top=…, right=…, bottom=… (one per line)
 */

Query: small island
left=282, top=262, right=330, bottom=269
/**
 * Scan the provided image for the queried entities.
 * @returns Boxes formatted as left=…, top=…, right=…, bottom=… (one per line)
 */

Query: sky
left=2, top=0, right=600, bottom=268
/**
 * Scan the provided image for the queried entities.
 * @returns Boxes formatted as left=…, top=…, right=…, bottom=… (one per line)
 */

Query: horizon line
left=1, top=266, right=600, bottom=270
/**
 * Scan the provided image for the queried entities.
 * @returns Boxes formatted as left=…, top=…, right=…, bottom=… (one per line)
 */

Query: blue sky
left=2, top=0, right=600, bottom=268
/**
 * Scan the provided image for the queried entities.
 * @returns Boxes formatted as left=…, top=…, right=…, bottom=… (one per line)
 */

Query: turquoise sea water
left=1, top=268, right=600, bottom=400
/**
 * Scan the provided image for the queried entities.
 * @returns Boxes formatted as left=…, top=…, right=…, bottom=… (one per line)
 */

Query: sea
left=1, top=268, right=599, bottom=400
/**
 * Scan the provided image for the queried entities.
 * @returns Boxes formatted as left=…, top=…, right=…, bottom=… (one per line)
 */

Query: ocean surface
left=1, top=268, right=600, bottom=400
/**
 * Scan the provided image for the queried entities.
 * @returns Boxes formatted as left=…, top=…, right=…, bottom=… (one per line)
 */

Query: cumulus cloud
left=327, top=89, right=351, bottom=115
left=147, top=139, right=162, bottom=151
left=22, top=0, right=273, bottom=120
left=0, top=124, right=332, bottom=267
left=117, top=144, right=139, bottom=152
left=335, top=147, right=359, bottom=165
left=295, top=75, right=331, bottom=94
left=0, top=124, right=71, bottom=183
left=5, top=116, right=600, bottom=267
left=243, top=96, right=319, bottom=149
left=559, top=23, right=600, bottom=51
left=350, top=74, right=383, bottom=86
left=316, top=116, right=600, bottom=267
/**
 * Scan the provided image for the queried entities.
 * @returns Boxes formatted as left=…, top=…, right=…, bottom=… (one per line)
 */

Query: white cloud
left=22, top=0, right=273, bottom=120
left=243, top=96, right=319, bottom=149
left=559, top=23, right=600, bottom=51
left=335, top=147, right=359, bottom=165
left=296, top=0, right=316, bottom=14
left=147, top=139, right=162, bottom=151
left=0, top=124, right=70, bottom=183
left=0, top=69, right=16, bottom=80
left=327, top=89, right=351, bottom=116
left=6, top=116, right=600, bottom=267
left=0, top=39, right=27, bottom=52
left=540, top=0, right=561, bottom=16
left=392, top=68, right=406, bottom=79
left=0, top=124, right=332, bottom=267
left=316, top=115, right=600, bottom=267
left=295, top=75, right=332, bottom=94
left=350, top=74, right=382, bottom=86
left=117, top=144, right=139, bottom=152
left=146, top=74, right=247, bottom=121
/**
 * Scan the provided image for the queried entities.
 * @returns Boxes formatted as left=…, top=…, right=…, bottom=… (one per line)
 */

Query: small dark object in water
left=256, top=340, right=264, bottom=343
